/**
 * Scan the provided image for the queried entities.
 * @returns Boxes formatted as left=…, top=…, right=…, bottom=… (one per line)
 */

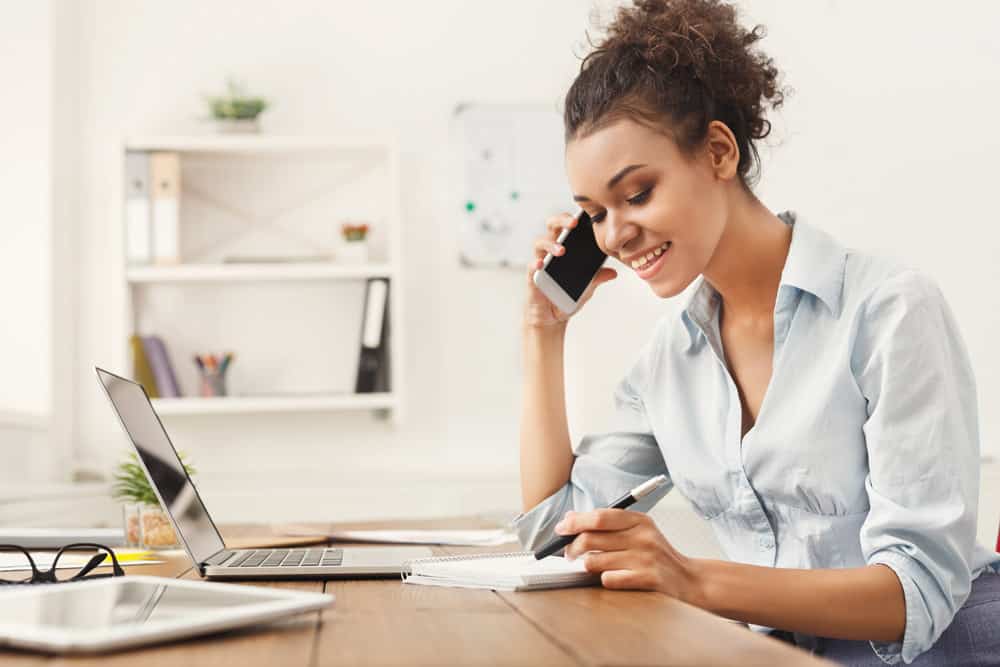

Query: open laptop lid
left=96, top=367, right=225, bottom=566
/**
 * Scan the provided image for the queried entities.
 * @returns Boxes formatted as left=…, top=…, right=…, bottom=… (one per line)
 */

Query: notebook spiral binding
left=400, top=551, right=532, bottom=581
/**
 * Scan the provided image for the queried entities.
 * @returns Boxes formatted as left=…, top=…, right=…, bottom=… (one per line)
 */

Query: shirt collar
left=776, top=212, right=847, bottom=316
left=681, top=212, right=847, bottom=350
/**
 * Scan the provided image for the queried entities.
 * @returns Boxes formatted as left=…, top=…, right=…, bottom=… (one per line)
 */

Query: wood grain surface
left=0, top=519, right=832, bottom=666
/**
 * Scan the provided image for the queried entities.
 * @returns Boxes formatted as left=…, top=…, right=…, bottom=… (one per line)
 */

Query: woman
left=514, top=1, right=1000, bottom=664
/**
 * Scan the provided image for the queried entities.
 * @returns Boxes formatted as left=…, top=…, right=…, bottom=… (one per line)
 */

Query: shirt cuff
left=867, top=550, right=934, bottom=665
left=509, top=483, right=574, bottom=553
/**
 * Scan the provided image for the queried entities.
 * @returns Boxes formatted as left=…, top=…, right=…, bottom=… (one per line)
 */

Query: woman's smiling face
left=565, top=117, right=733, bottom=298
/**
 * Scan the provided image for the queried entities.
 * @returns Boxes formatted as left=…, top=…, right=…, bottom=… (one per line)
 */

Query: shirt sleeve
left=852, top=270, right=981, bottom=665
left=511, top=371, right=673, bottom=552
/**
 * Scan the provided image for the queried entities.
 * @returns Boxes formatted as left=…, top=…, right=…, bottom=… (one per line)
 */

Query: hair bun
left=566, top=0, right=788, bottom=189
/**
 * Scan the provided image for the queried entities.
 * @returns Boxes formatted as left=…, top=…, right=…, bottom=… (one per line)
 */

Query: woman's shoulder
left=842, top=248, right=948, bottom=320
left=619, top=308, right=686, bottom=396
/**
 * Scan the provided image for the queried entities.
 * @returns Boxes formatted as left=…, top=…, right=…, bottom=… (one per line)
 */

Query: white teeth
left=632, top=242, right=670, bottom=271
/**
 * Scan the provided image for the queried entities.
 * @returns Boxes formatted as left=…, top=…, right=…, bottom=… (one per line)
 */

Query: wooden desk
left=2, top=519, right=832, bottom=666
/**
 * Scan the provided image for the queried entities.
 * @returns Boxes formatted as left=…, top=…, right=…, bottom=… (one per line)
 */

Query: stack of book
left=130, top=334, right=182, bottom=398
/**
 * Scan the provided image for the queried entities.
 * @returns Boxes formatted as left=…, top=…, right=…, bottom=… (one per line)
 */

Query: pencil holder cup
left=200, top=371, right=227, bottom=397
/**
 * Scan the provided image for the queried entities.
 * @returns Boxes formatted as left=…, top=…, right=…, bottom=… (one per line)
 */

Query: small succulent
left=206, top=77, right=269, bottom=120
left=112, top=452, right=196, bottom=506
left=341, top=222, right=370, bottom=242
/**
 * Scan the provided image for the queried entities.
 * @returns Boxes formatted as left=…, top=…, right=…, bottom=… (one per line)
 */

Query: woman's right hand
left=524, top=212, right=618, bottom=330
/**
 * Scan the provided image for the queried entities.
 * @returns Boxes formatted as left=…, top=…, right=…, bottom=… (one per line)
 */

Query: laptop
left=95, top=367, right=432, bottom=579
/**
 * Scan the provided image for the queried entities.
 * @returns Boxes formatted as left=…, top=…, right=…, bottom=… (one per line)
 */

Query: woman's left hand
left=556, top=509, right=704, bottom=605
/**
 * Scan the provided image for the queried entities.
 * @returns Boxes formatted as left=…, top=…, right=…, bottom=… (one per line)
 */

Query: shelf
left=116, top=136, right=404, bottom=424
left=125, top=135, right=394, bottom=153
left=151, top=393, right=397, bottom=416
left=127, top=262, right=397, bottom=283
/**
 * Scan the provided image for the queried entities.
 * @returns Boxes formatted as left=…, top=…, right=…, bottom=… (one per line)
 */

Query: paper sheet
left=280, top=527, right=518, bottom=547
left=0, top=552, right=160, bottom=572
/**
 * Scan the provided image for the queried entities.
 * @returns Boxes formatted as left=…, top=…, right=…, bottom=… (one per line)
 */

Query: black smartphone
left=532, top=210, right=608, bottom=314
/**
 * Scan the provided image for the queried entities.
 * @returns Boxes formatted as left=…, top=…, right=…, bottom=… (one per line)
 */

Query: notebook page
left=407, top=553, right=592, bottom=590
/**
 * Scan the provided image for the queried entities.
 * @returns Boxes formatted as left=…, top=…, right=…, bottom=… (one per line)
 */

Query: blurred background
left=1, top=1, right=998, bottom=555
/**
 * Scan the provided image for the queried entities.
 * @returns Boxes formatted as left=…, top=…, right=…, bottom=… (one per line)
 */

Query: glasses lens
left=53, top=546, right=116, bottom=582
left=0, top=546, right=34, bottom=584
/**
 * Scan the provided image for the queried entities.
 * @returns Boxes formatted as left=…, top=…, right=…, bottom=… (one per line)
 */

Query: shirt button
left=759, top=537, right=775, bottom=549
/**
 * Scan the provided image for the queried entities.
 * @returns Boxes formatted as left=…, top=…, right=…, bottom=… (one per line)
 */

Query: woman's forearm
left=692, top=559, right=906, bottom=642
left=519, top=323, right=574, bottom=510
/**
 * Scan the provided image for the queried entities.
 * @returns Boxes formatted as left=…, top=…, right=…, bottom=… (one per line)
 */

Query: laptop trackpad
left=342, top=546, right=433, bottom=567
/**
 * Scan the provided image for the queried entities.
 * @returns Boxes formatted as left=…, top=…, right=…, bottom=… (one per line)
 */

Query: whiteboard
left=453, top=103, right=573, bottom=268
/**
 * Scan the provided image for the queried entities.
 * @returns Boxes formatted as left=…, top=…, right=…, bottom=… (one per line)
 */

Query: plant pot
left=122, top=503, right=141, bottom=548
left=139, top=504, right=180, bottom=550
left=338, top=241, right=369, bottom=264
left=214, top=117, right=260, bottom=134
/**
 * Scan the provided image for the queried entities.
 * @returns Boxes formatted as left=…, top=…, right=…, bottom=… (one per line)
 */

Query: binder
left=355, top=278, right=390, bottom=393
left=150, top=152, right=181, bottom=265
left=142, top=335, right=182, bottom=398
left=129, top=334, right=160, bottom=398
left=124, top=152, right=152, bottom=264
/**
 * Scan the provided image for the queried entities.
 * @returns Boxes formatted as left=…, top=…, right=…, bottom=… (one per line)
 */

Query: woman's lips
left=633, top=242, right=671, bottom=280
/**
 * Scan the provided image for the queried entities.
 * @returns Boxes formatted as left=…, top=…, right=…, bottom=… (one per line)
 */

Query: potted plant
left=205, top=77, right=269, bottom=133
left=339, top=221, right=371, bottom=264
left=112, top=452, right=196, bottom=549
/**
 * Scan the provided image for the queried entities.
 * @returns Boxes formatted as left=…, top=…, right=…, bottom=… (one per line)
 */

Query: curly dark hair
left=564, top=0, right=788, bottom=190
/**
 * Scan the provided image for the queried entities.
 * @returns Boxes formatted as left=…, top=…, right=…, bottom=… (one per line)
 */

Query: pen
left=533, top=474, right=670, bottom=560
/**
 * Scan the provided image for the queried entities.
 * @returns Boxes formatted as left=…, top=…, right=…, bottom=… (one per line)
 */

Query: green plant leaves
left=205, top=77, right=268, bottom=120
left=111, top=451, right=196, bottom=506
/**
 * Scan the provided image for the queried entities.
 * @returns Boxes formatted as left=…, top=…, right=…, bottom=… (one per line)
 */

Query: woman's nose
left=603, top=212, right=638, bottom=255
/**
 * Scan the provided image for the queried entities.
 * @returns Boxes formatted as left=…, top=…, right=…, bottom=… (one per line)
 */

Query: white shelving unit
left=151, top=393, right=398, bottom=416
left=111, top=134, right=403, bottom=420
left=126, top=262, right=397, bottom=283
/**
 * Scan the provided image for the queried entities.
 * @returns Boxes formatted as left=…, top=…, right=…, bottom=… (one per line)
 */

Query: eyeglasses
left=0, top=543, right=125, bottom=585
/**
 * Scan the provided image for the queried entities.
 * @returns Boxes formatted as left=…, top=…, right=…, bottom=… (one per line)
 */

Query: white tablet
left=0, top=575, right=333, bottom=654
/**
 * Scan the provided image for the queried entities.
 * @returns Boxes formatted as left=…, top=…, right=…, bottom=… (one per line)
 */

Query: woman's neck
left=701, top=192, right=792, bottom=323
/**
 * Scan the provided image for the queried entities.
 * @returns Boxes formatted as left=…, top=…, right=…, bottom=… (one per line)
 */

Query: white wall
left=0, top=4, right=52, bottom=420
left=0, top=1, right=83, bottom=485
left=60, top=0, right=1000, bottom=524
left=0, top=1, right=80, bottom=484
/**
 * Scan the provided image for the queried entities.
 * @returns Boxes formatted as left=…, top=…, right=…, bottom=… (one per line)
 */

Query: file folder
left=125, top=152, right=152, bottom=264
left=150, top=152, right=181, bottom=264
left=356, top=279, right=390, bottom=393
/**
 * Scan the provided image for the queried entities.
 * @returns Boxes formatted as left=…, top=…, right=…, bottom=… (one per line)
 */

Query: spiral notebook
left=402, top=551, right=599, bottom=591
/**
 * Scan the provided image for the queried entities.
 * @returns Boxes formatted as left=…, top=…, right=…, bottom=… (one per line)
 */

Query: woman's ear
left=705, top=120, right=740, bottom=181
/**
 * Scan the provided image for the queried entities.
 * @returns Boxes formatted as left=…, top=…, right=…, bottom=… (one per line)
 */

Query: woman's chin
left=648, top=275, right=695, bottom=300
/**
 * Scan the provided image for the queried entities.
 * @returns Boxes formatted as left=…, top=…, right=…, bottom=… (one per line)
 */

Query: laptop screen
left=96, top=367, right=225, bottom=565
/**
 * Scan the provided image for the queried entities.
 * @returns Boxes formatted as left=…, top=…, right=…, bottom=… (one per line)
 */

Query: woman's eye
left=587, top=188, right=649, bottom=224
left=627, top=188, right=652, bottom=205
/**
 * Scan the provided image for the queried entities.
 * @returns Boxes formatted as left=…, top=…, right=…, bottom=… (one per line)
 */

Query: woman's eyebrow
left=573, top=163, right=647, bottom=202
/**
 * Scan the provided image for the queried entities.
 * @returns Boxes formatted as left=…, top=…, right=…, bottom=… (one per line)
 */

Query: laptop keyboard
left=214, top=548, right=344, bottom=568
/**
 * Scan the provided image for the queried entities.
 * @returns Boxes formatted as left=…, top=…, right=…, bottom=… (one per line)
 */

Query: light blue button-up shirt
left=513, top=212, right=1000, bottom=665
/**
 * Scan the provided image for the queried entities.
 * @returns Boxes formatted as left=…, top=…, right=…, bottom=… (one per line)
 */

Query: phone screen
left=544, top=212, right=608, bottom=301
